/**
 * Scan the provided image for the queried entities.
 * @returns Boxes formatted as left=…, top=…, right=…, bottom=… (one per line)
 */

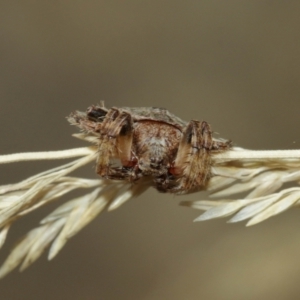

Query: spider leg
left=170, top=120, right=214, bottom=193
left=67, top=104, right=108, bottom=133
left=86, top=105, right=108, bottom=123
left=67, top=110, right=99, bottom=133
left=96, top=108, right=134, bottom=178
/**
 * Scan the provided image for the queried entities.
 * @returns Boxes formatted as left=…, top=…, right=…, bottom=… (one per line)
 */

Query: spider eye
left=87, top=106, right=107, bottom=121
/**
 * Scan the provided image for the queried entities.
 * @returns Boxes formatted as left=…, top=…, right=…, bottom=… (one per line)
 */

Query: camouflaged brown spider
left=68, top=103, right=231, bottom=194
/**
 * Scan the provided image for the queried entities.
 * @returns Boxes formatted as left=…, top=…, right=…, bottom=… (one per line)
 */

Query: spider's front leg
left=96, top=108, right=135, bottom=178
left=170, top=120, right=216, bottom=193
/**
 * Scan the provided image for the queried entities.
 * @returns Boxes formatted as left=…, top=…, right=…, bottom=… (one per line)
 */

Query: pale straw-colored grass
left=182, top=148, right=300, bottom=226
left=1, top=136, right=300, bottom=278
left=0, top=143, right=149, bottom=278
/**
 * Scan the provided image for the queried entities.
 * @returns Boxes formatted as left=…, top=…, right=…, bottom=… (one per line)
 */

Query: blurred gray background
left=1, top=1, right=300, bottom=299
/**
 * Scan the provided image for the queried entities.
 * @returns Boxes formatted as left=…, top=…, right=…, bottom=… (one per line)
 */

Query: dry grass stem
left=0, top=145, right=151, bottom=278
left=1, top=143, right=300, bottom=277
left=182, top=148, right=300, bottom=226
left=0, top=146, right=95, bottom=164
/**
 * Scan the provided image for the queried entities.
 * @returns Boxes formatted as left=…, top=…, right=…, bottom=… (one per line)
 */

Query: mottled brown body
left=132, top=121, right=181, bottom=176
left=68, top=103, right=231, bottom=194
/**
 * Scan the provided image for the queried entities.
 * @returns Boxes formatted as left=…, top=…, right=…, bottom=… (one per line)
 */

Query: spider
left=68, top=103, right=231, bottom=194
